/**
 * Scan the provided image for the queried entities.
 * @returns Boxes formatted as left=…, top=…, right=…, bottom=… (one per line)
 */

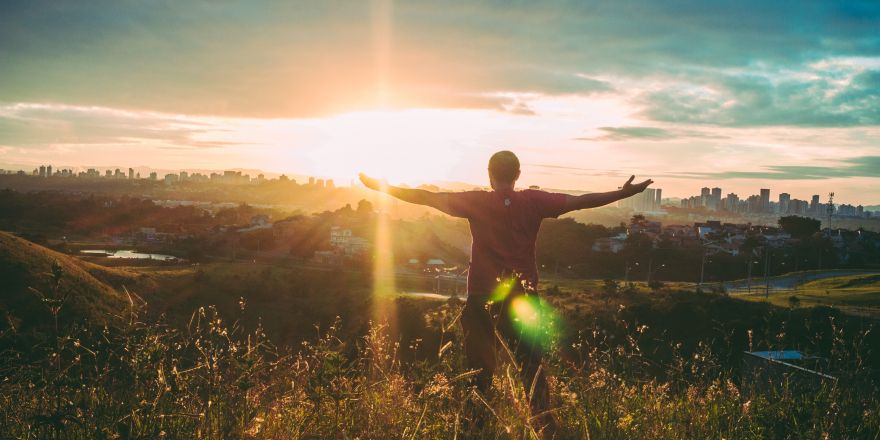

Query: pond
left=81, top=250, right=179, bottom=261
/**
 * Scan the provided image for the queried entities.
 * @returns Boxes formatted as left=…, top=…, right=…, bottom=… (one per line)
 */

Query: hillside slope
left=0, top=232, right=129, bottom=331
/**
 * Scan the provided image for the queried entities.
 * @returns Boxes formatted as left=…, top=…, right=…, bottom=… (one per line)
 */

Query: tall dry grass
left=1, top=267, right=878, bottom=439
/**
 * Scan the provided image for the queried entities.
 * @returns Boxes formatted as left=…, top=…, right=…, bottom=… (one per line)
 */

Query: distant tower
left=827, top=192, right=835, bottom=218
left=778, top=193, right=791, bottom=214
left=39, top=165, right=46, bottom=177
left=710, top=187, right=721, bottom=211
left=46, top=165, right=53, bottom=177
left=760, top=189, right=770, bottom=213
left=129, top=168, right=134, bottom=179
left=700, top=187, right=711, bottom=207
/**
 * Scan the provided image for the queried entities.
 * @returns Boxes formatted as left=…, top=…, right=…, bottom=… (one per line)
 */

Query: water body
left=81, top=250, right=178, bottom=261
left=399, top=292, right=465, bottom=301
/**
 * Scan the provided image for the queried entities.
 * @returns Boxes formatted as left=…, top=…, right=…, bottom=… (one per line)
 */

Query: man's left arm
left=562, top=175, right=654, bottom=213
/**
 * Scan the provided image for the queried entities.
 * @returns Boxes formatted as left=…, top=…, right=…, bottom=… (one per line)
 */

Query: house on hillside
left=330, top=226, right=370, bottom=257
left=313, top=250, right=341, bottom=265
left=592, top=233, right=627, bottom=253
left=426, top=258, right=446, bottom=271
left=237, top=215, right=273, bottom=233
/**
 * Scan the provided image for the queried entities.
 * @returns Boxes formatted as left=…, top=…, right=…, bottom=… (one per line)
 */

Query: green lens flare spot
left=490, top=277, right=516, bottom=302
left=508, top=295, right=560, bottom=348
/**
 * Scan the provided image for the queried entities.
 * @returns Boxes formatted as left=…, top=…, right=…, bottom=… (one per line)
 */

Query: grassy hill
left=739, top=273, right=880, bottom=317
left=0, top=232, right=131, bottom=331
left=2, top=235, right=880, bottom=437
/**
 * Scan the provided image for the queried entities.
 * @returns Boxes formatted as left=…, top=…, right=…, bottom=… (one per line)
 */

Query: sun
left=301, top=108, right=489, bottom=186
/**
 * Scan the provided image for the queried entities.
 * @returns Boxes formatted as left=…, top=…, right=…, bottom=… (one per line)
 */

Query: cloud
left=1, top=1, right=878, bottom=119
left=639, top=63, right=880, bottom=127
left=664, top=156, right=880, bottom=180
left=579, top=126, right=729, bottom=141
left=0, top=103, right=233, bottom=149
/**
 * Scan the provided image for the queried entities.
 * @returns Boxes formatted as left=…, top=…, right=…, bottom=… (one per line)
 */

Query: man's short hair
left=488, top=150, right=520, bottom=184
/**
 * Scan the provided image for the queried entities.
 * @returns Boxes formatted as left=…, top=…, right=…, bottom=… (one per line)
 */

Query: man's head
left=488, top=150, right=521, bottom=190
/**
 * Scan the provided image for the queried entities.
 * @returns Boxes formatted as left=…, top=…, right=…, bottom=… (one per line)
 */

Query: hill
left=738, top=273, right=880, bottom=317
left=0, top=232, right=131, bottom=331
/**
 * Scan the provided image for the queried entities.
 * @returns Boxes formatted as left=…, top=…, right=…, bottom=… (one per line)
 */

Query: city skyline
left=7, top=161, right=879, bottom=213
left=1, top=2, right=879, bottom=203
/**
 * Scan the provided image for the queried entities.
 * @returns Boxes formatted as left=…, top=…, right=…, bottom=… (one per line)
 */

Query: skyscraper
left=760, top=189, right=770, bottom=213
left=654, top=188, right=662, bottom=210
left=700, top=187, right=711, bottom=208
left=711, top=187, right=722, bottom=211
left=779, top=193, right=791, bottom=214
left=725, top=193, right=739, bottom=212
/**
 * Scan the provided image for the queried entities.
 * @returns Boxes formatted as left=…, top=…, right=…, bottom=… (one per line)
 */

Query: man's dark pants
left=461, top=291, right=551, bottom=419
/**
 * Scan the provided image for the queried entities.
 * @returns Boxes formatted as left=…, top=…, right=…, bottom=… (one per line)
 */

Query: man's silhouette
left=360, top=150, right=652, bottom=433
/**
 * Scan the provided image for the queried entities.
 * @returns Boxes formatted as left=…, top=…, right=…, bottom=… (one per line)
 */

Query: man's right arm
left=359, top=173, right=454, bottom=214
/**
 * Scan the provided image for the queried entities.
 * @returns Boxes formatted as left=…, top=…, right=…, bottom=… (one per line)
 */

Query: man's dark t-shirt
left=443, top=189, right=568, bottom=297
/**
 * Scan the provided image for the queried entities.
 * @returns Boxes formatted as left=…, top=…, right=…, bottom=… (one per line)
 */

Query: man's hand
left=621, top=175, right=654, bottom=196
left=359, top=173, right=386, bottom=192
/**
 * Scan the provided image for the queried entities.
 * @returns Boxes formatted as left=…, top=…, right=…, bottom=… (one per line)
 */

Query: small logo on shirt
left=504, top=198, right=511, bottom=207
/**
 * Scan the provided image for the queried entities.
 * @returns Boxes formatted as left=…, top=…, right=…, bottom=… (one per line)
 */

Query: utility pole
left=764, top=248, right=771, bottom=299
left=699, top=251, right=707, bottom=287
left=747, top=254, right=753, bottom=294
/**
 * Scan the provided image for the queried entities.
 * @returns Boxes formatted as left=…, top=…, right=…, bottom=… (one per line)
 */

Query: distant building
left=329, top=226, right=370, bottom=257
left=592, top=233, right=627, bottom=253
left=760, top=189, right=770, bottom=213
left=128, top=168, right=135, bottom=179
left=618, top=187, right=663, bottom=212
left=778, top=193, right=791, bottom=214
left=313, top=250, right=341, bottom=265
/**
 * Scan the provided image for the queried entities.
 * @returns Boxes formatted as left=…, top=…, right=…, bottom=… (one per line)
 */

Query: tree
left=778, top=216, right=820, bottom=239
left=601, top=279, right=619, bottom=304
left=629, top=214, right=646, bottom=228
left=357, top=199, right=374, bottom=216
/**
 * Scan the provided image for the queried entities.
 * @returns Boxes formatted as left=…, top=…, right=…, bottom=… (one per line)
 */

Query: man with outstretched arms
left=360, top=150, right=653, bottom=435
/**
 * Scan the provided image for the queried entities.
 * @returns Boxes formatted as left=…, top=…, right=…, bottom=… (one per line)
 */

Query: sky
left=1, top=0, right=879, bottom=204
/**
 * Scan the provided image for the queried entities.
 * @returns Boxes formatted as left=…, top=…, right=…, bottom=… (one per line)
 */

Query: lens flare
left=508, top=294, right=559, bottom=348
left=371, top=193, right=397, bottom=331
left=490, top=277, right=516, bottom=302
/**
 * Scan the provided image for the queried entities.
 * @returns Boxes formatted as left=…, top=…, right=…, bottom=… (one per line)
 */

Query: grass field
left=738, top=273, right=880, bottom=317
left=4, top=236, right=880, bottom=438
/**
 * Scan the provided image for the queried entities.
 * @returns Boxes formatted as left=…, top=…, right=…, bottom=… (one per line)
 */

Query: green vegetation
left=741, top=273, right=880, bottom=317
left=2, top=285, right=879, bottom=438
left=3, top=237, right=880, bottom=438
left=0, top=232, right=129, bottom=331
